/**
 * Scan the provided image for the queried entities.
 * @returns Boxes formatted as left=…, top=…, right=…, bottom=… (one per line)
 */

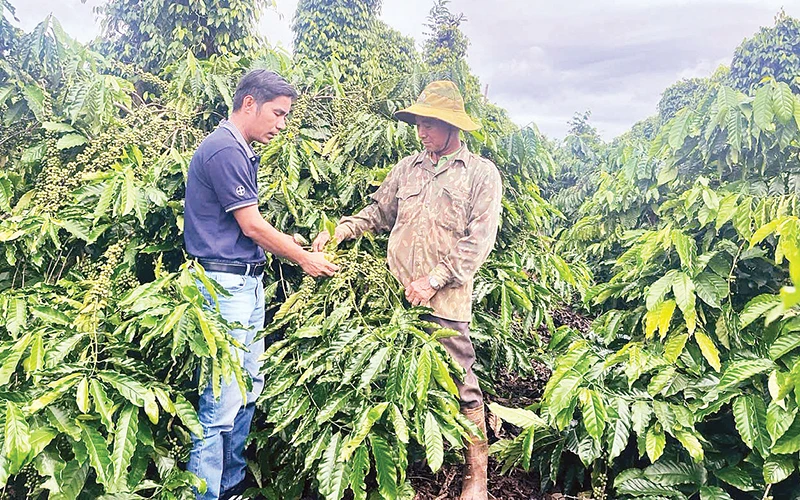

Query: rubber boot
left=460, top=405, right=488, bottom=500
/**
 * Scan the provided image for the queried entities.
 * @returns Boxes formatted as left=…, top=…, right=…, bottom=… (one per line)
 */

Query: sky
left=6, top=0, right=800, bottom=140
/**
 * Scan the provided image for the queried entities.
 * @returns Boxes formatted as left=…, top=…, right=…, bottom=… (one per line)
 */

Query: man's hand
left=312, top=227, right=346, bottom=252
left=299, top=251, right=339, bottom=277
left=405, top=276, right=437, bottom=306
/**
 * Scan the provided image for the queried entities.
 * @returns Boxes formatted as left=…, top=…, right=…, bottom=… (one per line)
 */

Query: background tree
left=657, top=77, right=712, bottom=123
left=422, top=0, right=469, bottom=70
left=95, top=0, right=273, bottom=73
left=731, top=9, right=800, bottom=94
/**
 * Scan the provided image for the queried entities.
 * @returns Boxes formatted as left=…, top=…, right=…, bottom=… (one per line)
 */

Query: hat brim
left=394, top=104, right=481, bottom=132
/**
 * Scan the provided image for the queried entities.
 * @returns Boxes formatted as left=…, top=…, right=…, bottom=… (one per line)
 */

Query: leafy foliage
left=731, top=9, right=800, bottom=95
left=95, top=0, right=274, bottom=73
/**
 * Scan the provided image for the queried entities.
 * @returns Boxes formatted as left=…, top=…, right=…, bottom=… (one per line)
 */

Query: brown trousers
left=422, top=314, right=483, bottom=409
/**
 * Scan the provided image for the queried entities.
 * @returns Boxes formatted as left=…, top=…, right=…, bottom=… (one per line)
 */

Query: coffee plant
left=0, top=1, right=586, bottom=498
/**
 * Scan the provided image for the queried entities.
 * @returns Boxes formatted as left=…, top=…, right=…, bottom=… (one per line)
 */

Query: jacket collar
left=413, top=143, right=470, bottom=173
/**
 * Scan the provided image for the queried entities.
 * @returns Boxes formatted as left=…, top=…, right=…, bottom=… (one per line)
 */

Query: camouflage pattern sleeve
left=429, top=163, right=503, bottom=287
left=336, top=161, right=403, bottom=240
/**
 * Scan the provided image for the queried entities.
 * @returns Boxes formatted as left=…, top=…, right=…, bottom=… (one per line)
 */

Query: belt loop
left=245, top=263, right=251, bottom=276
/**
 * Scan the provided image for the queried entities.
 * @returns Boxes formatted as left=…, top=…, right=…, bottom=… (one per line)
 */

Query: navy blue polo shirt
left=184, top=122, right=265, bottom=264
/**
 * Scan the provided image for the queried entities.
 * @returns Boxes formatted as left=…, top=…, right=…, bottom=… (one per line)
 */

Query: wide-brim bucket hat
left=394, top=80, right=481, bottom=132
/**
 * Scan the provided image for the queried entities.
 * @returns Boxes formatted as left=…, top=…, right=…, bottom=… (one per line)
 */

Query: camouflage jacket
left=337, top=144, right=503, bottom=322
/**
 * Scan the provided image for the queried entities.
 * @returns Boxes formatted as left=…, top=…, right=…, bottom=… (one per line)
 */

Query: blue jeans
left=188, top=271, right=265, bottom=500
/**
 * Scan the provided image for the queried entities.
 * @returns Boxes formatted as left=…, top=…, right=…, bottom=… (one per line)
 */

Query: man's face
left=241, top=95, right=292, bottom=144
left=416, top=116, right=456, bottom=153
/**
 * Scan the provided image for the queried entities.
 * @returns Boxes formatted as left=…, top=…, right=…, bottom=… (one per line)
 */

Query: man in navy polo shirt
left=184, top=69, right=338, bottom=500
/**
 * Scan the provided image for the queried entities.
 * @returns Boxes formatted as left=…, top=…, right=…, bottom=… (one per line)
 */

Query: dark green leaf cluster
left=94, top=0, right=273, bottom=74
left=731, top=9, right=800, bottom=95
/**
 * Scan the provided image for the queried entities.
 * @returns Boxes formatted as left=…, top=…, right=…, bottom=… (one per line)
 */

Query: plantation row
left=1, top=1, right=800, bottom=499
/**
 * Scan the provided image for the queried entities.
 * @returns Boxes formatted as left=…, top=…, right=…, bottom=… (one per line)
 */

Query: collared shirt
left=184, top=121, right=265, bottom=264
left=433, top=145, right=463, bottom=170
left=337, top=144, right=503, bottom=322
left=221, top=120, right=258, bottom=161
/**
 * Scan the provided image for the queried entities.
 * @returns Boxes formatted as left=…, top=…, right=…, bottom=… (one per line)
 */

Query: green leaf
left=718, top=359, right=773, bottom=390
left=579, top=388, right=606, bottom=441
left=348, top=445, right=369, bottom=500
left=615, top=477, right=683, bottom=497
left=56, top=133, right=88, bottom=150
left=26, top=372, right=82, bottom=413
left=358, top=346, right=390, bottom=391
left=424, top=411, right=444, bottom=472
left=773, top=82, right=795, bottom=124
left=646, top=271, right=677, bottom=310
left=79, top=421, right=113, bottom=488
left=389, top=404, right=409, bottom=444
left=753, top=84, right=775, bottom=131
left=546, top=372, right=582, bottom=425
left=0, top=332, right=32, bottom=386
left=26, top=427, right=56, bottom=461
left=51, top=460, right=89, bottom=500
left=609, top=399, right=631, bottom=462
left=766, top=401, right=796, bottom=445
left=370, top=434, right=397, bottom=500
left=90, top=379, right=116, bottom=430
left=671, top=231, right=697, bottom=273
left=416, top=345, right=432, bottom=404
left=4, top=402, right=30, bottom=473
left=664, top=333, right=688, bottom=363
left=41, top=121, right=76, bottom=133
left=699, top=485, right=734, bottom=500
left=645, top=424, right=665, bottom=463
left=98, top=371, right=147, bottom=407
left=740, top=294, right=782, bottom=329
left=430, top=347, right=458, bottom=396
left=673, top=428, right=704, bottom=461
left=341, top=402, right=388, bottom=461
left=668, top=108, right=695, bottom=149
left=76, top=377, right=90, bottom=414
left=174, top=394, right=203, bottom=439
left=732, top=395, right=769, bottom=456
left=488, top=402, right=546, bottom=429
left=317, top=391, right=352, bottom=425
left=672, top=272, right=697, bottom=334
left=769, top=329, right=800, bottom=360
left=715, top=465, right=756, bottom=492
left=695, top=272, right=727, bottom=309
left=30, top=305, right=71, bottom=326
left=772, top=415, right=800, bottom=454
left=317, top=431, right=346, bottom=500
left=112, top=405, right=139, bottom=491
left=763, top=454, right=795, bottom=484
left=695, top=331, right=721, bottom=372
left=643, top=459, right=707, bottom=486
left=716, top=194, right=740, bottom=230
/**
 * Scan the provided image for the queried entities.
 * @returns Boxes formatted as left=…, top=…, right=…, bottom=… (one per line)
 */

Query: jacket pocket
left=439, top=186, right=470, bottom=232
left=396, top=184, right=423, bottom=224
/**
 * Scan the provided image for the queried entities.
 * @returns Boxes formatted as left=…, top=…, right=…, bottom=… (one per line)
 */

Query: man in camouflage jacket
left=313, top=80, right=502, bottom=500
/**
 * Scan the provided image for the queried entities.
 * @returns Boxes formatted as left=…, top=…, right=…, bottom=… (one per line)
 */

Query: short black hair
left=232, top=69, right=298, bottom=111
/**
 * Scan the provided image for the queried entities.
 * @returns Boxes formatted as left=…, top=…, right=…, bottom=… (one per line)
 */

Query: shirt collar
left=220, top=120, right=258, bottom=162
left=414, top=143, right=470, bottom=170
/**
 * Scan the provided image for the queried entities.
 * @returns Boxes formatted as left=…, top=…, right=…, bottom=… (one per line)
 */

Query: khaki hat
left=394, top=80, right=481, bottom=132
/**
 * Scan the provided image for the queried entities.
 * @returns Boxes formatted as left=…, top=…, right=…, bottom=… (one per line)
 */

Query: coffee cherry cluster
left=114, top=269, right=140, bottom=293
left=284, top=94, right=311, bottom=141
left=164, top=433, right=190, bottom=462
left=87, top=239, right=128, bottom=303
left=592, top=470, right=608, bottom=500
left=19, top=463, right=39, bottom=494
